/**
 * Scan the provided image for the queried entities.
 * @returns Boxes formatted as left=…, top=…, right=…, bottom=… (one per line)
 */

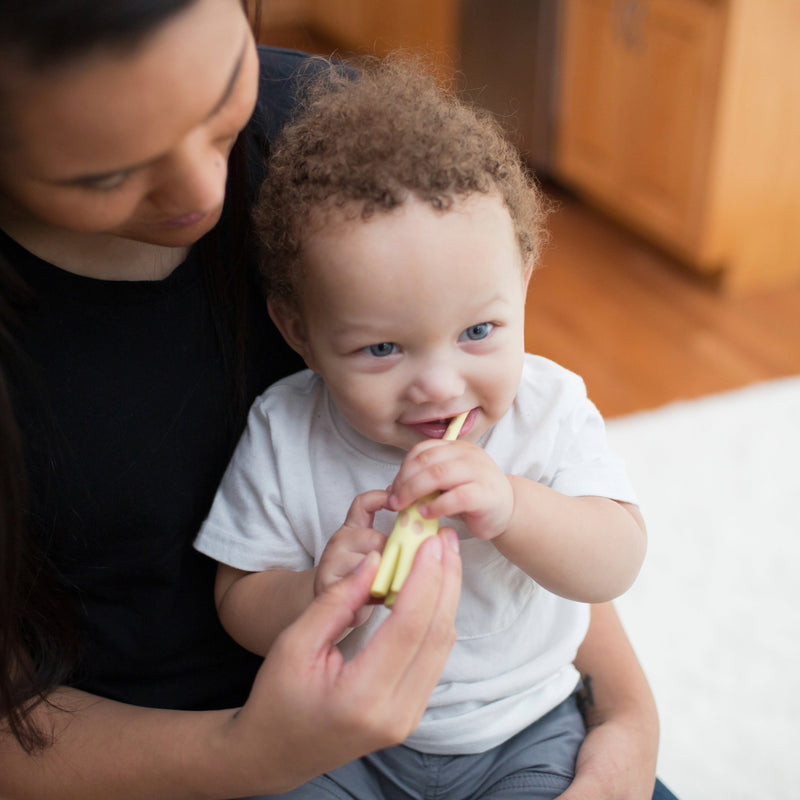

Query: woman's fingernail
left=445, top=530, right=460, bottom=553
left=428, top=536, right=443, bottom=562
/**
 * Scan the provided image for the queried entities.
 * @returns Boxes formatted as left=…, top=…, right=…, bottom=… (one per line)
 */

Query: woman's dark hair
left=0, top=265, right=79, bottom=751
left=1, top=0, right=264, bottom=68
left=0, top=0, right=198, bottom=68
left=0, top=0, right=262, bottom=752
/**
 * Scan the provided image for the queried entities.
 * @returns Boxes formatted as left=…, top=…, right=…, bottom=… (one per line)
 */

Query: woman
left=0, top=0, right=670, bottom=797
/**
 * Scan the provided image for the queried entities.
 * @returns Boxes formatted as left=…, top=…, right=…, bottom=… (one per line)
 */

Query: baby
left=195, top=57, right=646, bottom=799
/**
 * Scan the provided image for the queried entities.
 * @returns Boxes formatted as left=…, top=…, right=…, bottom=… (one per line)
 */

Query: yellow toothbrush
left=370, top=411, right=468, bottom=607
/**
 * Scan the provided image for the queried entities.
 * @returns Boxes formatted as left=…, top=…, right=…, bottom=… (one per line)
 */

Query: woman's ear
left=267, top=296, right=318, bottom=372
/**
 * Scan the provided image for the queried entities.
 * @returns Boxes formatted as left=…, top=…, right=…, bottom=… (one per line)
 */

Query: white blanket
left=606, top=377, right=800, bottom=800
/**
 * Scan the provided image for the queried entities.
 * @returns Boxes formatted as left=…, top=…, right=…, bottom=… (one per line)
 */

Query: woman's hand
left=556, top=603, right=659, bottom=800
left=224, top=529, right=462, bottom=795
left=0, top=531, right=460, bottom=800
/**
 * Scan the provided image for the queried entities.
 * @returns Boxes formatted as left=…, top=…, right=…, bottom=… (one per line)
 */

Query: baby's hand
left=388, top=439, right=514, bottom=541
left=315, top=490, right=388, bottom=626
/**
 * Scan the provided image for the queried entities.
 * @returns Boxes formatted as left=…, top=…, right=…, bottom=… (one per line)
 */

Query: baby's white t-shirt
left=194, top=354, right=638, bottom=754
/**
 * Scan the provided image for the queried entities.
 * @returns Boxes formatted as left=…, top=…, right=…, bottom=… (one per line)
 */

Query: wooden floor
left=258, top=25, right=800, bottom=420
left=527, top=185, right=800, bottom=418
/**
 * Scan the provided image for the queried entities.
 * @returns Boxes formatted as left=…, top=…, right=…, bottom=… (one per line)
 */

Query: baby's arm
left=215, top=565, right=316, bottom=657
left=215, top=490, right=388, bottom=656
left=390, top=441, right=645, bottom=603
left=494, top=481, right=645, bottom=603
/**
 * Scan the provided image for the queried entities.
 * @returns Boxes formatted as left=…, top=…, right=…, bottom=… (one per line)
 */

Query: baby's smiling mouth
left=404, top=410, right=474, bottom=439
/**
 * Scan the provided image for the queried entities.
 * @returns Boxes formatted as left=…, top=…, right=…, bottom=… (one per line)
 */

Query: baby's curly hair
left=254, top=55, right=549, bottom=305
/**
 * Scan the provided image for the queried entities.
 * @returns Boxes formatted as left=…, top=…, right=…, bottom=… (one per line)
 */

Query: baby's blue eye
left=367, top=342, right=398, bottom=357
left=461, top=322, right=494, bottom=341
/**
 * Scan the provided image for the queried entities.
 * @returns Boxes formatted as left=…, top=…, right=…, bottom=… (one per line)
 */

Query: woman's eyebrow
left=58, top=35, right=250, bottom=186
left=206, top=34, right=248, bottom=120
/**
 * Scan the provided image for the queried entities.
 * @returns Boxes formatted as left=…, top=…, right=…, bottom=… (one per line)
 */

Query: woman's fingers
left=226, top=557, right=385, bottom=793
left=294, top=550, right=383, bottom=657
left=275, top=526, right=459, bottom=728
left=349, top=531, right=461, bottom=731
left=232, top=532, right=460, bottom=793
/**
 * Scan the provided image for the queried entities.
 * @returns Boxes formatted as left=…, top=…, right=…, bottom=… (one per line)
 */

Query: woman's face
left=0, top=0, right=259, bottom=248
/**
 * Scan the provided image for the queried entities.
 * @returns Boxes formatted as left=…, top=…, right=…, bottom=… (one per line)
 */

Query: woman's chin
left=124, top=207, right=223, bottom=247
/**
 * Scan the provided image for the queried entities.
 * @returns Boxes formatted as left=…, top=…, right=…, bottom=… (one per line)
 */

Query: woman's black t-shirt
left=2, top=47, right=308, bottom=710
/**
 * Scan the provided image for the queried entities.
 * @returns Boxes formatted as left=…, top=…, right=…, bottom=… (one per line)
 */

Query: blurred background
left=252, top=3, right=800, bottom=799
left=252, top=0, right=800, bottom=420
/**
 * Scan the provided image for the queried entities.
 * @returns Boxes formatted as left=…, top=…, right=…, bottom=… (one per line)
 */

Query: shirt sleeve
left=193, top=391, right=316, bottom=572
left=496, top=356, right=639, bottom=505
left=548, top=389, right=638, bottom=503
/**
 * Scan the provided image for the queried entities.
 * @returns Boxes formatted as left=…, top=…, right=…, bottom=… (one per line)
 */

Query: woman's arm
left=557, top=602, right=660, bottom=800
left=0, top=533, right=461, bottom=800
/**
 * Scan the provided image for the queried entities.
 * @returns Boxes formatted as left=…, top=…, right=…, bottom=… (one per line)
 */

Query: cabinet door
left=557, top=0, right=725, bottom=259
left=557, top=0, right=629, bottom=200
left=304, top=0, right=458, bottom=78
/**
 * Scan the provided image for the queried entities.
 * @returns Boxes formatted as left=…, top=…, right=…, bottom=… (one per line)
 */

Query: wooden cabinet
left=556, top=0, right=800, bottom=291
left=295, top=0, right=459, bottom=80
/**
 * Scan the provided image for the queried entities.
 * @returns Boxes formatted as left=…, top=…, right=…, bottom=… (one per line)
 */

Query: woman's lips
left=159, top=211, right=208, bottom=229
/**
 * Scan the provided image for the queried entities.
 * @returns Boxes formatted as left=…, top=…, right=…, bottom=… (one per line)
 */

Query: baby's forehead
left=297, top=191, right=528, bottom=294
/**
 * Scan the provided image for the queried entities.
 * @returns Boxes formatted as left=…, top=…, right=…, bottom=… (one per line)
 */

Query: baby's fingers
left=389, top=444, right=469, bottom=510
left=425, top=476, right=514, bottom=540
left=417, top=480, right=478, bottom=520
left=345, top=489, right=390, bottom=528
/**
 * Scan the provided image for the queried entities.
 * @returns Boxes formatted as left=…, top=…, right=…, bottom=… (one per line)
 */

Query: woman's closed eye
left=73, top=170, right=132, bottom=192
left=460, top=322, right=495, bottom=342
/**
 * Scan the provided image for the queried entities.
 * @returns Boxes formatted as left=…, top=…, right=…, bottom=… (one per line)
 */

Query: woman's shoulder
left=251, top=46, right=322, bottom=143
left=257, top=45, right=318, bottom=78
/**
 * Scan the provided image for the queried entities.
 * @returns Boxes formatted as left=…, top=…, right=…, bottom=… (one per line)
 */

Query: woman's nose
left=151, top=134, right=228, bottom=214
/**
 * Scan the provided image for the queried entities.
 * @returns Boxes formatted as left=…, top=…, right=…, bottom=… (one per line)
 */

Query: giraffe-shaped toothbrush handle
left=370, top=412, right=468, bottom=607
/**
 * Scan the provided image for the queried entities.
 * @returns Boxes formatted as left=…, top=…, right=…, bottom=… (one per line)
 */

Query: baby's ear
left=267, top=296, right=318, bottom=372
left=522, top=262, right=535, bottom=295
